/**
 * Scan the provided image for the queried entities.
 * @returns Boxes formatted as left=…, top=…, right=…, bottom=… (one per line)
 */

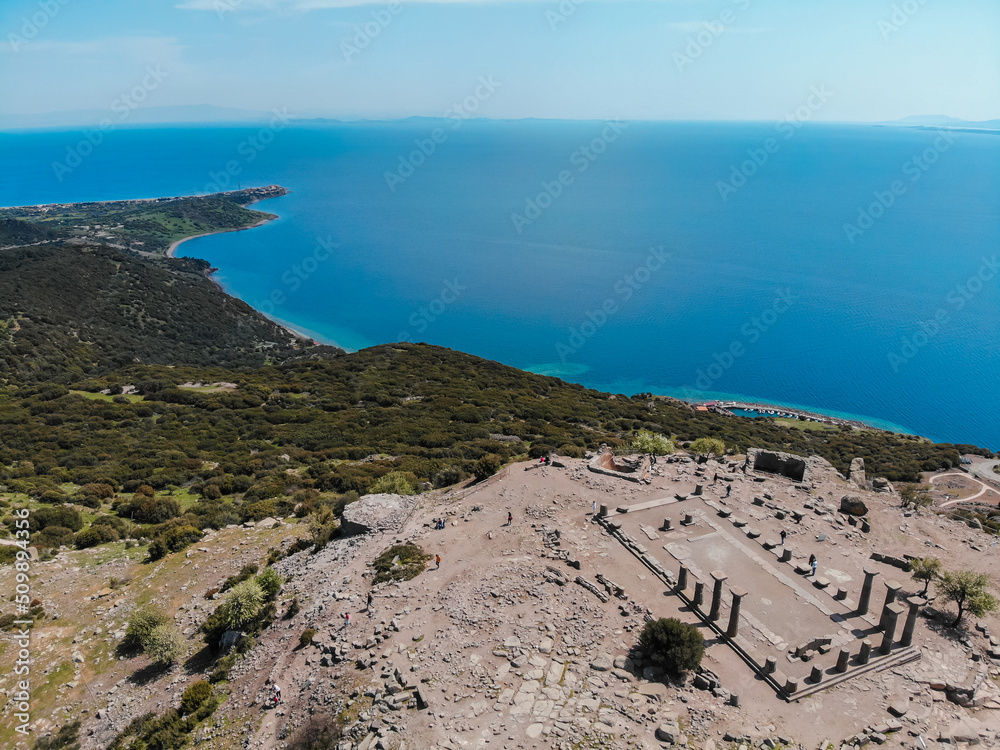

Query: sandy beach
left=165, top=214, right=275, bottom=258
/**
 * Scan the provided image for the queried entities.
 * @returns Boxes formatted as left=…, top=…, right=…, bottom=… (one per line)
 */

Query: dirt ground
left=9, top=450, right=1000, bottom=750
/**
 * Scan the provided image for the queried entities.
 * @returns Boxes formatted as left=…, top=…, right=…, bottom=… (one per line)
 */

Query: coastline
left=166, top=214, right=275, bottom=258
left=157, top=193, right=942, bottom=445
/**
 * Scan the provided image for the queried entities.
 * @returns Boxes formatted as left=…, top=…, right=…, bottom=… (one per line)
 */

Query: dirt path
left=932, top=471, right=998, bottom=506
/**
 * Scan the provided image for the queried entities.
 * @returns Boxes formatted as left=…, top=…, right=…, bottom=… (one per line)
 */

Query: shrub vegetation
left=638, top=617, right=705, bottom=677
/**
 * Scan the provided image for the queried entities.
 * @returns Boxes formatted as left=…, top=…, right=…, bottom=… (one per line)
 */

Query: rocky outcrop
left=840, top=495, right=869, bottom=516
left=340, top=493, right=418, bottom=536
left=849, top=457, right=868, bottom=488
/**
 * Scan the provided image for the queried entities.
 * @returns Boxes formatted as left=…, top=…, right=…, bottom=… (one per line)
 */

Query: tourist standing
left=435, top=554, right=442, bottom=569
left=780, top=530, right=787, bottom=546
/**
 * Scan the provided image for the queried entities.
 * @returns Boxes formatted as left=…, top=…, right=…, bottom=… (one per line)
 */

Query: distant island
left=0, top=185, right=288, bottom=257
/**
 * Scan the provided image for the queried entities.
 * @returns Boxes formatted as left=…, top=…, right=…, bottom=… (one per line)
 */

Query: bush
left=77, top=482, right=115, bottom=501
left=124, top=606, right=169, bottom=650
left=628, top=430, right=675, bottom=456
left=432, top=465, right=466, bottom=488
left=240, top=499, right=277, bottom=523
left=148, top=523, right=202, bottom=560
left=690, top=438, right=725, bottom=457
left=180, top=680, right=213, bottom=716
left=31, top=506, right=83, bottom=532
left=368, top=471, right=416, bottom=495
left=285, top=596, right=301, bottom=619
left=638, top=617, right=705, bottom=677
left=74, top=528, right=108, bottom=549
left=299, top=628, right=318, bottom=648
left=308, top=507, right=339, bottom=550
left=473, top=454, right=502, bottom=481
left=372, top=543, right=431, bottom=585
left=221, top=564, right=259, bottom=593
left=256, top=567, right=284, bottom=600
left=144, top=624, right=184, bottom=665
left=225, top=580, right=264, bottom=630
left=32, top=719, right=81, bottom=750
left=35, top=525, right=76, bottom=549
left=116, top=496, right=181, bottom=524
left=93, top=514, right=131, bottom=537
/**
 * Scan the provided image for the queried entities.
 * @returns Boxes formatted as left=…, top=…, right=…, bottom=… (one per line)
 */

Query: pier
left=701, top=401, right=874, bottom=431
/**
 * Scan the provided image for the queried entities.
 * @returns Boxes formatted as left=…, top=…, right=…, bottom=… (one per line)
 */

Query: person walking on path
left=809, top=554, right=817, bottom=577
left=780, top=530, right=787, bottom=546
left=435, top=554, right=441, bottom=569
left=366, top=592, right=374, bottom=612
left=725, top=485, right=732, bottom=498
left=272, top=684, right=281, bottom=706
left=506, top=511, right=513, bottom=526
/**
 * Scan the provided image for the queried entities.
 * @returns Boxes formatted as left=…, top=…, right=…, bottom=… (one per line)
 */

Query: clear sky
left=1, top=0, right=998, bottom=123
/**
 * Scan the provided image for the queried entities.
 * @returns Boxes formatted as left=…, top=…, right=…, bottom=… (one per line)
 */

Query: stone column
left=857, top=639, right=872, bottom=665
left=709, top=571, right=727, bottom=621
left=727, top=588, right=747, bottom=638
left=879, top=581, right=903, bottom=631
left=764, top=657, right=777, bottom=674
left=879, top=603, right=905, bottom=655
left=693, top=484, right=703, bottom=496
left=676, top=565, right=688, bottom=592
left=809, top=665, right=823, bottom=684
left=779, top=547, right=792, bottom=562
left=899, top=596, right=925, bottom=647
left=857, top=568, right=879, bottom=615
left=663, top=517, right=673, bottom=531
left=599, top=504, right=608, bottom=518
left=693, top=581, right=705, bottom=607
left=836, top=649, right=850, bottom=673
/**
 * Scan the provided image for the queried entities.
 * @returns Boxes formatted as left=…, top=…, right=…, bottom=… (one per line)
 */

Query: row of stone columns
left=857, top=568, right=924, bottom=649
left=675, top=566, right=747, bottom=639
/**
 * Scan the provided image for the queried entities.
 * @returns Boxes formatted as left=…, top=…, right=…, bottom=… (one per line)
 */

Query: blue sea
left=2, top=120, right=998, bottom=448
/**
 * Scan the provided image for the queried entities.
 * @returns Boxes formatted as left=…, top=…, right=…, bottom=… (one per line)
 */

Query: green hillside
left=0, top=243, right=339, bottom=381
left=0, top=196, right=990, bottom=566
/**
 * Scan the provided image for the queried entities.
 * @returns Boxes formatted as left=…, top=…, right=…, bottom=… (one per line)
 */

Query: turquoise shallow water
left=1, top=121, right=998, bottom=448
